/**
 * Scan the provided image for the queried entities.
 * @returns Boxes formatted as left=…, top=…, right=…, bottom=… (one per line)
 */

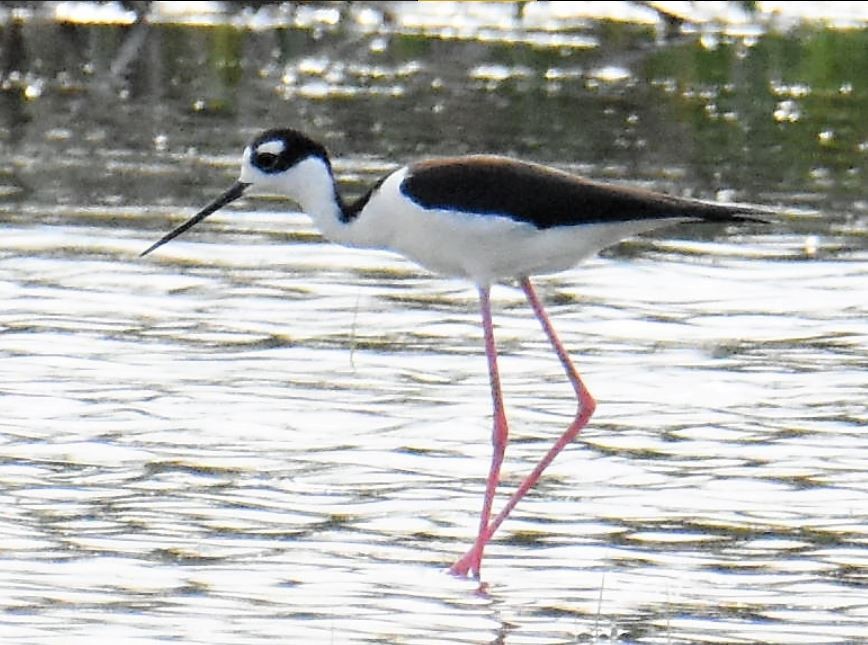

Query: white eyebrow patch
left=257, top=140, right=285, bottom=156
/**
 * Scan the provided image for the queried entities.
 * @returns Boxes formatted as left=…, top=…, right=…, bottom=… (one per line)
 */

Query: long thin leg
left=449, top=285, right=509, bottom=578
left=451, top=278, right=596, bottom=576
left=483, top=278, right=597, bottom=535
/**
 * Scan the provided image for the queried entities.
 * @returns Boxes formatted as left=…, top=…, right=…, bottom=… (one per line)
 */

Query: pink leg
left=450, top=285, right=509, bottom=578
left=451, top=278, right=597, bottom=577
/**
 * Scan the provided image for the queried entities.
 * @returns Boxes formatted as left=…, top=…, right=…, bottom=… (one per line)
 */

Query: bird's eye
left=255, top=152, right=280, bottom=171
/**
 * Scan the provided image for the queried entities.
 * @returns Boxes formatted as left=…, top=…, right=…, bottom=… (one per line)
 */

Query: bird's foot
left=449, top=547, right=483, bottom=578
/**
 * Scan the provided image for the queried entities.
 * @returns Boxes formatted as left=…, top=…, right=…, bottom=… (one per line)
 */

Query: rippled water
left=1, top=3, right=867, bottom=644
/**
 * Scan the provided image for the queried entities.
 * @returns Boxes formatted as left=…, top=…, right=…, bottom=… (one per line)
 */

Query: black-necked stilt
left=142, top=128, right=763, bottom=578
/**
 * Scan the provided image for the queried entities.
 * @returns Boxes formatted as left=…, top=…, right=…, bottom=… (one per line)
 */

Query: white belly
left=347, top=169, right=679, bottom=285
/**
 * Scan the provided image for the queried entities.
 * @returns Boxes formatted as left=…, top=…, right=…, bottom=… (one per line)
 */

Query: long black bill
left=140, top=181, right=250, bottom=257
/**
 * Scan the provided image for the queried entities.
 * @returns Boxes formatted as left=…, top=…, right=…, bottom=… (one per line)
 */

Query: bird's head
left=240, top=128, right=332, bottom=196
left=141, top=128, right=331, bottom=257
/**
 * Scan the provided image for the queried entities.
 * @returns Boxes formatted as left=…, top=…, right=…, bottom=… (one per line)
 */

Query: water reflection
left=1, top=3, right=866, bottom=645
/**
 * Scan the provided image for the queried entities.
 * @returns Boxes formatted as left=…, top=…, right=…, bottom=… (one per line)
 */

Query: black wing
left=401, top=156, right=762, bottom=229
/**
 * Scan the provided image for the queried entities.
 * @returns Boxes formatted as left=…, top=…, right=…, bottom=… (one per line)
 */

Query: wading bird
left=142, top=128, right=762, bottom=578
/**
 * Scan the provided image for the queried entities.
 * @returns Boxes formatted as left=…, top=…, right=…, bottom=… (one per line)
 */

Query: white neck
left=274, top=157, right=351, bottom=243
left=241, top=154, right=388, bottom=250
